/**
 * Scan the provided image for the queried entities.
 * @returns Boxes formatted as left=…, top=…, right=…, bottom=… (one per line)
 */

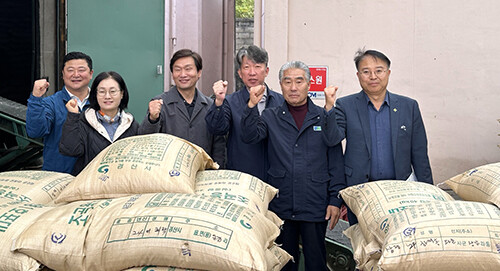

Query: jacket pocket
left=309, top=172, right=330, bottom=207
left=311, top=172, right=330, bottom=183
left=267, top=168, right=287, bottom=195
left=268, top=167, right=286, bottom=178
left=344, top=165, right=353, bottom=177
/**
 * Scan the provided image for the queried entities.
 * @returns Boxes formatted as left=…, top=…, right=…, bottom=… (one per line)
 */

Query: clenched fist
left=248, top=84, right=265, bottom=108
left=213, top=80, right=228, bottom=106
left=65, top=99, right=79, bottom=114
left=324, top=85, right=339, bottom=112
left=148, top=99, right=163, bottom=121
left=32, top=79, right=50, bottom=97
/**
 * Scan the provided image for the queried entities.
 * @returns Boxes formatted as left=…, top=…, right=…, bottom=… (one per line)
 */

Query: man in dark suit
left=327, top=49, right=433, bottom=224
left=139, top=49, right=226, bottom=167
left=205, top=45, right=284, bottom=181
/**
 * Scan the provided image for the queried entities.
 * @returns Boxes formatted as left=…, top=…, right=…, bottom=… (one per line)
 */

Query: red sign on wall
left=309, top=66, right=328, bottom=92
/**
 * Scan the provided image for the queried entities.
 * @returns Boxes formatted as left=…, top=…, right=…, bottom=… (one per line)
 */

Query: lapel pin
left=400, top=125, right=406, bottom=131
left=393, top=108, right=398, bottom=112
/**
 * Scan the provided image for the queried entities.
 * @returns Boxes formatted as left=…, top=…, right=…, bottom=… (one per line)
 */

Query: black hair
left=88, top=71, right=129, bottom=111
left=63, top=51, right=93, bottom=70
left=354, top=49, right=391, bottom=70
left=235, top=45, right=269, bottom=70
left=169, top=49, right=203, bottom=72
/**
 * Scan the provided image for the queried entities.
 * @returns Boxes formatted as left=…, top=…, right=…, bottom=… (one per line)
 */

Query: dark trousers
left=276, top=219, right=328, bottom=271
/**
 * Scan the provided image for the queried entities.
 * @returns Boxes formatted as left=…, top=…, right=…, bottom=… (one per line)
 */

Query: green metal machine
left=0, top=96, right=43, bottom=171
left=298, top=219, right=356, bottom=271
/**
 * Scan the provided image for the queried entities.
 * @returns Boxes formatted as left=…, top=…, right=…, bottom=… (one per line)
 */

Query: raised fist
left=148, top=99, right=163, bottom=121
left=65, top=99, right=79, bottom=113
left=32, top=79, right=50, bottom=97
left=213, top=80, right=228, bottom=106
left=324, top=85, right=339, bottom=112
left=248, top=84, right=265, bottom=108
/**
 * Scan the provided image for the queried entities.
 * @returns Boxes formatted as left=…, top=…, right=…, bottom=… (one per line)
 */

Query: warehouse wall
left=259, top=0, right=500, bottom=183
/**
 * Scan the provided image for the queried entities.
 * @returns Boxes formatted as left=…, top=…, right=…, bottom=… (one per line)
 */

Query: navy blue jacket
left=205, top=85, right=284, bottom=181
left=334, top=90, right=433, bottom=186
left=241, top=98, right=345, bottom=222
left=26, top=88, right=80, bottom=173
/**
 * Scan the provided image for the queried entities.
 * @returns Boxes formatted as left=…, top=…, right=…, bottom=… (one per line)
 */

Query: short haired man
left=26, top=51, right=94, bottom=173
left=139, top=49, right=225, bottom=166
left=329, top=49, right=433, bottom=224
left=241, top=61, right=345, bottom=271
left=205, top=45, right=284, bottom=181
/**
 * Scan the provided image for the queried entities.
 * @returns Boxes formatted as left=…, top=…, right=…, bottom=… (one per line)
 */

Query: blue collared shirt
left=366, top=92, right=395, bottom=180
left=97, top=110, right=121, bottom=141
left=66, top=87, right=90, bottom=111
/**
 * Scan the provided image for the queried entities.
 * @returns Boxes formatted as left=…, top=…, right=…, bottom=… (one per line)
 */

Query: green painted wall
left=67, top=0, right=164, bottom=120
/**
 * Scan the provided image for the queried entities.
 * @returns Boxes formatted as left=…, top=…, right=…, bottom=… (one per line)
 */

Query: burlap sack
left=265, top=244, right=293, bottom=271
left=11, top=199, right=111, bottom=270
left=194, top=170, right=282, bottom=227
left=0, top=170, right=73, bottom=205
left=265, top=210, right=284, bottom=227
left=343, top=224, right=380, bottom=270
left=14, top=193, right=280, bottom=271
left=445, top=162, right=500, bottom=207
left=54, top=134, right=218, bottom=204
left=339, top=180, right=454, bottom=242
left=363, top=258, right=381, bottom=271
left=124, top=267, right=199, bottom=271
left=122, top=245, right=291, bottom=271
left=0, top=198, right=53, bottom=271
left=371, top=200, right=500, bottom=271
left=195, top=170, right=278, bottom=214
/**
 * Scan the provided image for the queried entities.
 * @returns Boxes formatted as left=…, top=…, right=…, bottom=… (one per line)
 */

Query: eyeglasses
left=96, top=89, right=121, bottom=97
left=360, top=69, right=387, bottom=78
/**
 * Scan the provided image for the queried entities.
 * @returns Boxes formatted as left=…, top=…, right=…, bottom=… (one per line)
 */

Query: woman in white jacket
left=59, top=71, right=139, bottom=175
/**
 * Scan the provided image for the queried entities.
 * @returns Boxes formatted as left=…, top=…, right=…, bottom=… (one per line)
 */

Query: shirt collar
left=97, top=109, right=121, bottom=124
left=176, top=88, right=197, bottom=105
left=364, top=91, right=390, bottom=107
left=65, top=86, right=90, bottom=109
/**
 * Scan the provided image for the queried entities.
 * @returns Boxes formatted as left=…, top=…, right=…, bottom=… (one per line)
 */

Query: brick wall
left=235, top=18, right=254, bottom=52
left=234, top=18, right=254, bottom=90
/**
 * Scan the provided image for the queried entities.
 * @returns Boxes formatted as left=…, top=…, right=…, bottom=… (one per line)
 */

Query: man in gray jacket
left=139, top=49, right=226, bottom=167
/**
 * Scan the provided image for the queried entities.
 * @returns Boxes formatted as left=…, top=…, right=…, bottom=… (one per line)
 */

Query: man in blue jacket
left=328, top=49, right=433, bottom=224
left=26, top=52, right=93, bottom=173
left=205, top=45, right=284, bottom=181
left=241, top=60, right=345, bottom=271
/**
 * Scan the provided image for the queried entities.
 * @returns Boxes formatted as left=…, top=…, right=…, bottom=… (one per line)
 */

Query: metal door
left=67, top=0, right=164, bottom=119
